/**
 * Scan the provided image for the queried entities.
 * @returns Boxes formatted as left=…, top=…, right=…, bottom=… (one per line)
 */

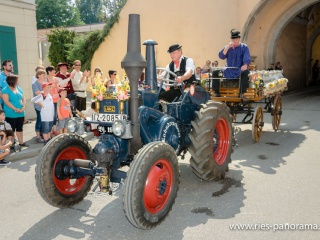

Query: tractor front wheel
left=123, top=141, right=179, bottom=229
left=35, top=134, right=93, bottom=208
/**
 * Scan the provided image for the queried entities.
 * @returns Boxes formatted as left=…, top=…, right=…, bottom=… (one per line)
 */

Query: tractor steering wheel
left=156, top=68, right=179, bottom=90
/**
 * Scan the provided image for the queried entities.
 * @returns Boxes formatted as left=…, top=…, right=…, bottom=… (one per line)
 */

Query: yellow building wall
left=91, top=0, right=260, bottom=80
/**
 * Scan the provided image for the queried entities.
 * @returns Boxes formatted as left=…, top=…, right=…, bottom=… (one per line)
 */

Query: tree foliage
left=67, top=1, right=127, bottom=70
left=47, top=28, right=76, bottom=67
left=102, top=0, right=128, bottom=17
left=75, top=0, right=106, bottom=24
left=36, top=0, right=83, bottom=29
left=46, top=0, right=127, bottom=70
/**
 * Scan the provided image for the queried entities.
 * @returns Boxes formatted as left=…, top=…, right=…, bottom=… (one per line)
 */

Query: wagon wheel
left=252, top=105, right=264, bottom=143
left=271, top=95, right=282, bottom=131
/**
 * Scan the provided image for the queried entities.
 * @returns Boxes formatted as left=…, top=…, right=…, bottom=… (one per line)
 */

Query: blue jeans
left=35, top=109, right=42, bottom=132
left=53, top=103, right=57, bottom=125
left=42, top=121, right=53, bottom=134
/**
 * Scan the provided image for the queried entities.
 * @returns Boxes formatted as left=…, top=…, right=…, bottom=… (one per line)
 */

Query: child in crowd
left=31, top=82, right=54, bottom=145
left=76, top=102, right=97, bottom=119
left=76, top=102, right=99, bottom=135
left=57, top=88, right=72, bottom=134
left=0, top=110, right=13, bottom=166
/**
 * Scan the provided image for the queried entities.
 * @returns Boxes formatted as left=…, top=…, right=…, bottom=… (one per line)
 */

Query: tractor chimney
left=121, top=14, right=147, bottom=154
left=143, top=39, right=158, bottom=90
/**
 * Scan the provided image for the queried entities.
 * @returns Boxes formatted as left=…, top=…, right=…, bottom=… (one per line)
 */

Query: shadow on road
left=19, top=163, right=245, bottom=240
left=233, top=128, right=305, bottom=174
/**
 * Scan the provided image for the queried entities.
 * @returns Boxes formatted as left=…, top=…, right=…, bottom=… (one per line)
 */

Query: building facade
left=91, top=0, right=320, bottom=90
left=0, top=0, right=38, bottom=102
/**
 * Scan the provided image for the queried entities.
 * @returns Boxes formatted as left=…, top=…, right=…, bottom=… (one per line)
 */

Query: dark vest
left=169, top=57, right=197, bottom=84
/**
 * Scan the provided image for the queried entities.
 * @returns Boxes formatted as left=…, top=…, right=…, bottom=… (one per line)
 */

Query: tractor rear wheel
left=189, top=101, right=233, bottom=181
left=35, top=134, right=93, bottom=208
left=123, top=141, right=179, bottom=229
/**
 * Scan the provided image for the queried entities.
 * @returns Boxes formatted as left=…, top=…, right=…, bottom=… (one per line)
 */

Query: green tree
left=36, top=0, right=83, bottom=29
left=67, top=2, right=126, bottom=70
left=75, top=0, right=106, bottom=24
left=47, top=28, right=76, bottom=67
left=102, top=0, right=127, bottom=17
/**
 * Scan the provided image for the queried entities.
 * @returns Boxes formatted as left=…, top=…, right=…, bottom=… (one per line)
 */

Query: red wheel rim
left=53, top=146, right=88, bottom=195
left=213, top=117, right=230, bottom=165
left=144, top=159, right=173, bottom=214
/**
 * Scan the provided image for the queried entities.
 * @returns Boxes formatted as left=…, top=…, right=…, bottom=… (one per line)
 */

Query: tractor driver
left=214, top=29, right=251, bottom=97
left=158, top=44, right=197, bottom=106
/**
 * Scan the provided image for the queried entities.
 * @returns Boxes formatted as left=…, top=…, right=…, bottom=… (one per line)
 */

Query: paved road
left=0, top=88, right=320, bottom=240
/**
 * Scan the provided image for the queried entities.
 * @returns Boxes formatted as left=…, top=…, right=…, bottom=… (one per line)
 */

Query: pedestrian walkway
left=7, top=119, right=94, bottom=162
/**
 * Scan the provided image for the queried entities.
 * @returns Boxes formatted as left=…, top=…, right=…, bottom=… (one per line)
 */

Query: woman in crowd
left=91, top=67, right=103, bottom=88
left=105, top=70, right=118, bottom=89
left=2, top=75, right=28, bottom=147
left=32, top=69, right=46, bottom=143
left=46, top=66, right=60, bottom=136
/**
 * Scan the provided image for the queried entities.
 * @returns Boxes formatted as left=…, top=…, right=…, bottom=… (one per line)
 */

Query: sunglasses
left=75, top=64, right=81, bottom=66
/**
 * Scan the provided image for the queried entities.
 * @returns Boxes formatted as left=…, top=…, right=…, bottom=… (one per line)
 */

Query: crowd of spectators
left=0, top=59, right=120, bottom=165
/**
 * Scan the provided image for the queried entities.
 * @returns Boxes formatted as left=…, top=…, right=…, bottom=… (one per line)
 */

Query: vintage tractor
left=35, top=14, right=233, bottom=229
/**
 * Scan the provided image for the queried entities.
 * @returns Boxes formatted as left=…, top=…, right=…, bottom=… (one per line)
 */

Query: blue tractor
left=35, top=14, right=233, bottom=229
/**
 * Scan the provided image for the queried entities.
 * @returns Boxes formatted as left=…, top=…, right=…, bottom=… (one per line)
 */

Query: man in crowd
left=0, top=60, right=13, bottom=109
left=201, top=60, right=212, bottom=73
left=70, top=60, right=90, bottom=111
left=55, top=62, right=75, bottom=112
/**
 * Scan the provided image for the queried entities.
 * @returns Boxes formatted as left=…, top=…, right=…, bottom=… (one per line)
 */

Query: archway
left=243, top=0, right=320, bottom=90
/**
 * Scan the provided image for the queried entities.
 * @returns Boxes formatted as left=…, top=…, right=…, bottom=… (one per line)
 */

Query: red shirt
left=58, top=98, right=71, bottom=118
left=55, top=72, right=74, bottom=95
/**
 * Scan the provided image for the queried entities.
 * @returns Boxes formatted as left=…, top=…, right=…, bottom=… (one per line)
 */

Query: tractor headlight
left=67, top=118, right=78, bottom=133
left=112, top=120, right=125, bottom=137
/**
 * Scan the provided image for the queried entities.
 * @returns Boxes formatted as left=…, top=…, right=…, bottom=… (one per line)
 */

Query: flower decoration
left=90, top=73, right=106, bottom=102
left=249, top=73, right=262, bottom=83
left=113, top=76, right=130, bottom=101
left=263, top=78, right=288, bottom=97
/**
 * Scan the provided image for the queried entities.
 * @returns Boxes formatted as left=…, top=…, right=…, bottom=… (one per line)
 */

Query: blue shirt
left=0, top=71, right=10, bottom=104
left=218, top=43, right=251, bottom=78
left=0, top=71, right=9, bottom=90
left=32, top=81, right=42, bottom=111
left=2, top=86, right=25, bottom=118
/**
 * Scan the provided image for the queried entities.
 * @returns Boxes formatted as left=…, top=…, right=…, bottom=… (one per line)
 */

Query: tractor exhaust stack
left=121, top=14, right=147, bottom=154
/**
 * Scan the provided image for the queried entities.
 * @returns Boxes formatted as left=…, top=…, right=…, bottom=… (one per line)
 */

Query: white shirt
left=31, top=94, right=54, bottom=122
left=71, top=70, right=87, bottom=98
left=55, top=72, right=71, bottom=88
left=161, top=55, right=195, bottom=86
